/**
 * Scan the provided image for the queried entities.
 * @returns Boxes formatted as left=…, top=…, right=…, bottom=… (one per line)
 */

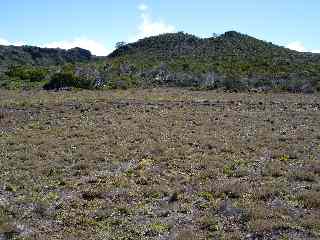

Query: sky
left=0, top=0, right=319, bottom=55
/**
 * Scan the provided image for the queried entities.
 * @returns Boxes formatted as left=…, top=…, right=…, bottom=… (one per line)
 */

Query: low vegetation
left=0, top=88, right=319, bottom=239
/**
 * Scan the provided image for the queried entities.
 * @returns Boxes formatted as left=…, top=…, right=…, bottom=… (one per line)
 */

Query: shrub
left=6, top=65, right=47, bottom=82
left=74, top=67, right=104, bottom=89
left=148, top=222, right=170, bottom=235
left=43, top=72, right=77, bottom=90
left=44, top=66, right=106, bottom=90
left=106, top=75, right=138, bottom=90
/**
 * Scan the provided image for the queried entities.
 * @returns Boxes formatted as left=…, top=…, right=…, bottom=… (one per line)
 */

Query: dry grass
left=297, top=191, right=320, bottom=209
left=0, top=88, right=319, bottom=239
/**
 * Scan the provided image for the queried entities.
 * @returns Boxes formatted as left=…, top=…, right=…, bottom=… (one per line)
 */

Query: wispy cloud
left=42, top=38, right=110, bottom=56
left=138, top=3, right=148, bottom=11
left=0, top=37, right=24, bottom=46
left=0, top=38, right=10, bottom=46
left=0, top=36, right=109, bottom=56
left=286, top=41, right=320, bottom=53
left=287, top=41, right=306, bottom=52
left=129, top=4, right=176, bottom=42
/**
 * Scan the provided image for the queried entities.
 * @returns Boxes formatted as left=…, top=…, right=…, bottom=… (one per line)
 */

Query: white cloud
left=130, top=4, right=176, bottom=42
left=138, top=3, right=148, bottom=11
left=287, top=41, right=306, bottom=52
left=286, top=41, right=320, bottom=54
left=0, top=37, right=24, bottom=46
left=42, top=38, right=110, bottom=56
left=0, top=38, right=10, bottom=45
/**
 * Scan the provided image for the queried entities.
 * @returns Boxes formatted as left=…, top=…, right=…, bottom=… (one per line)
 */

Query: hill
left=0, top=45, right=92, bottom=70
left=0, top=31, right=320, bottom=92
left=0, top=45, right=94, bottom=89
left=110, top=31, right=319, bottom=62
left=106, top=31, right=320, bottom=92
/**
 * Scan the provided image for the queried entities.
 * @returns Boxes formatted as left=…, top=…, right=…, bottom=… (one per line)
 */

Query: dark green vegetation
left=0, top=45, right=92, bottom=67
left=107, top=31, right=320, bottom=92
left=0, top=45, right=93, bottom=90
left=0, top=89, right=320, bottom=239
left=1, top=31, right=320, bottom=92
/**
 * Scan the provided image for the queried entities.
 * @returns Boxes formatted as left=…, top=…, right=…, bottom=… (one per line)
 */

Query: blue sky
left=0, top=0, right=319, bottom=55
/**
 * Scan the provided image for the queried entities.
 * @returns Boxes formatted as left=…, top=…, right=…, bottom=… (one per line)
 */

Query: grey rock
left=218, top=199, right=245, bottom=218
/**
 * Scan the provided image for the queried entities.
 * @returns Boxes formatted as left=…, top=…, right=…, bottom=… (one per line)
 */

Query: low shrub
left=43, top=72, right=77, bottom=90
left=6, top=65, right=48, bottom=82
left=43, top=65, right=106, bottom=90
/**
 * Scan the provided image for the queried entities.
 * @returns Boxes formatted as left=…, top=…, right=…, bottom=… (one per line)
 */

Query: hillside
left=0, top=45, right=92, bottom=70
left=1, top=31, right=320, bottom=92
left=110, top=31, right=319, bottom=61
left=110, top=31, right=320, bottom=65
left=0, top=45, right=94, bottom=89
left=106, top=31, right=320, bottom=92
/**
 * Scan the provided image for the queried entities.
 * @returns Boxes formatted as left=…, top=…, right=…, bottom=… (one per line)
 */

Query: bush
left=222, top=77, right=248, bottom=91
left=106, top=75, right=138, bottom=90
left=6, top=65, right=48, bottom=82
left=43, top=66, right=106, bottom=90
left=74, top=66, right=105, bottom=89
left=43, top=72, right=77, bottom=90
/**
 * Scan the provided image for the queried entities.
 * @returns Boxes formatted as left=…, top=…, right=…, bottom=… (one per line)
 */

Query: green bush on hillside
left=6, top=65, right=48, bottom=82
left=44, top=72, right=77, bottom=90
left=43, top=65, right=106, bottom=90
